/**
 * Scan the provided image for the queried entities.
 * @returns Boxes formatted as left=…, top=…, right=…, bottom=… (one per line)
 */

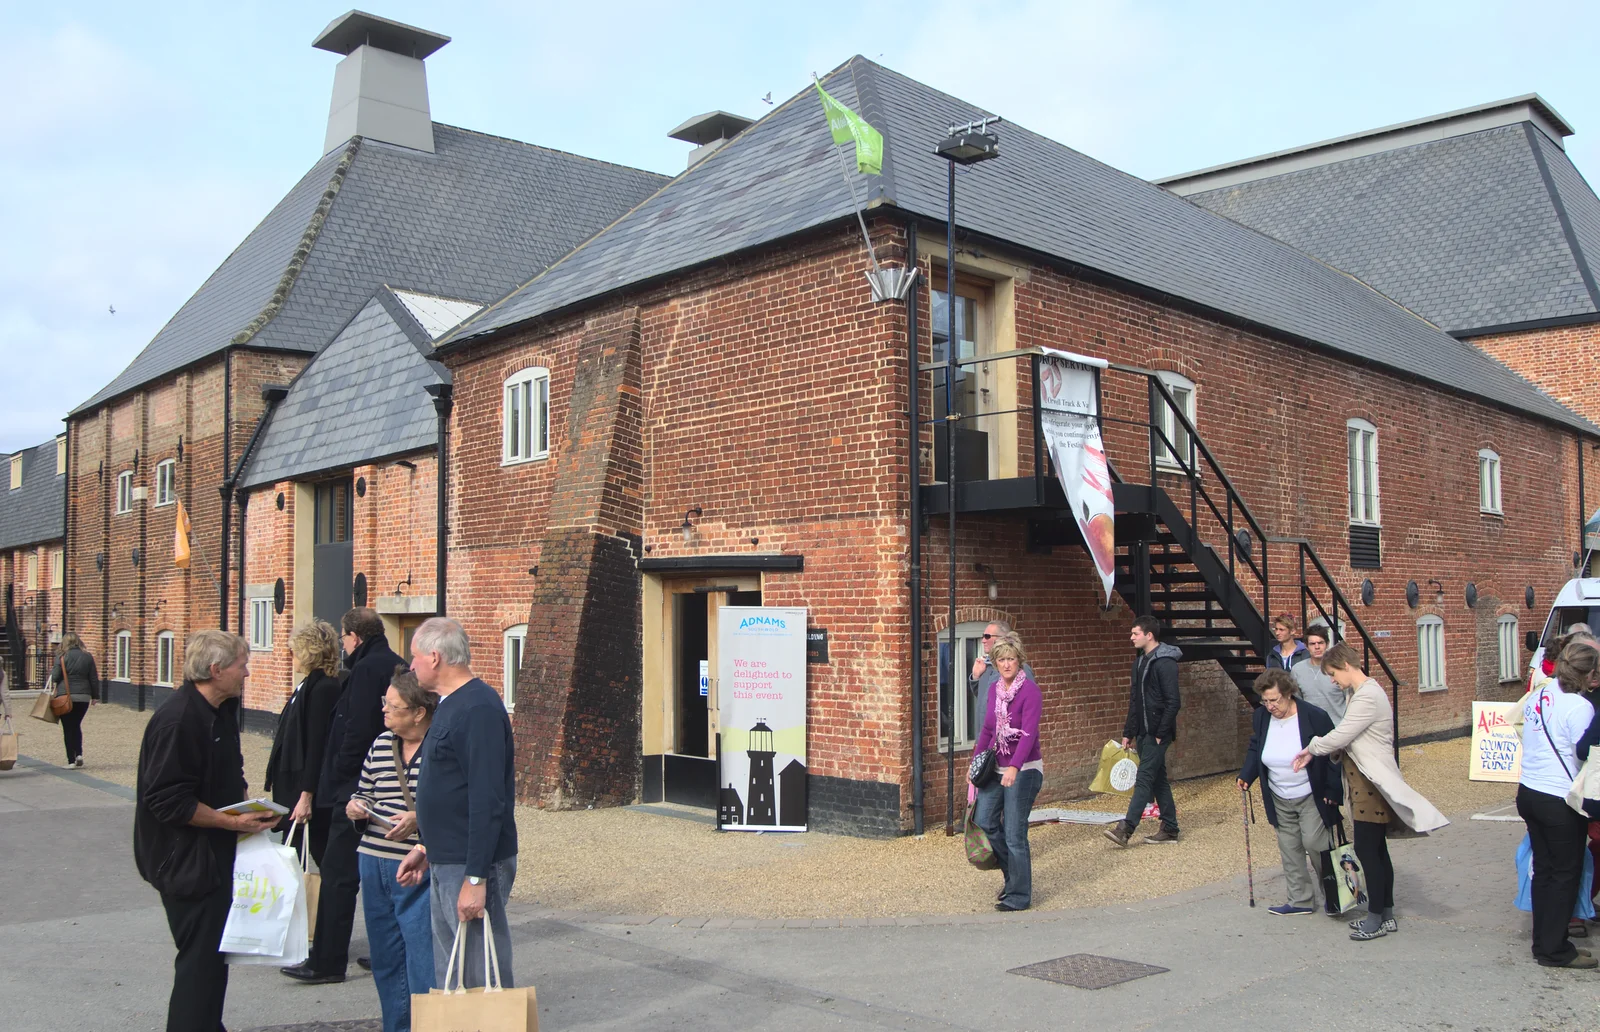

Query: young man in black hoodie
left=1105, top=615, right=1183, bottom=847
left=282, top=606, right=402, bottom=984
left=135, top=630, right=280, bottom=1032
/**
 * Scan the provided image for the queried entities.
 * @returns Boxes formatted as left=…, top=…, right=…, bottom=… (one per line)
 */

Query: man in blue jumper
left=397, top=617, right=518, bottom=988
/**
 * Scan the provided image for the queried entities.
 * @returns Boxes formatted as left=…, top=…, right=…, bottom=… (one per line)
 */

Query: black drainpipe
left=221, top=383, right=289, bottom=634
left=1580, top=433, right=1588, bottom=568
left=424, top=383, right=454, bottom=616
left=218, top=353, right=233, bottom=629
left=60, top=422, right=70, bottom=636
left=905, top=219, right=924, bottom=836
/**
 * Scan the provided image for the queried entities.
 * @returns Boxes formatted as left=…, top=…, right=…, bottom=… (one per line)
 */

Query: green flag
left=815, top=83, right=883, bottom=176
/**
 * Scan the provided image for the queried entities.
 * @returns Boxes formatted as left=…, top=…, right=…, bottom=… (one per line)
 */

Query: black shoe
left=280, top=962, right=345, bottom=984
left=995, top=901, right=1027, bottom=912
left=356, top=956, right=372, bottom=971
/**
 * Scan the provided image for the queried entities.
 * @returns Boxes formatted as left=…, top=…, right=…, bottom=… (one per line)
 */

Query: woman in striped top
left=345, top=667, right=438, bottom=1032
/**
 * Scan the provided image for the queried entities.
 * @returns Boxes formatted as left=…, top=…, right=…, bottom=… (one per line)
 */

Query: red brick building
left=1, top=437, right=66, bottom=687
left=434, top=59, right=1597, bottom=835
left=57, top=13, right=662, bottom=717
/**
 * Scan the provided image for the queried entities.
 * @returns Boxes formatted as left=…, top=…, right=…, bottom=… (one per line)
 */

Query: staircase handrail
left=1264, top=535, right=1402, bottom=688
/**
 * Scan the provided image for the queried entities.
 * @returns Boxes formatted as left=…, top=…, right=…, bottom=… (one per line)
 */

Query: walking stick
left=1240, top=786, right=1256, bottom=908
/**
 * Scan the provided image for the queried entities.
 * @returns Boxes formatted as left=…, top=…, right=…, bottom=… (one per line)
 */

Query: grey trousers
left=1273, top=791, right=1331, bottom=908
left=429, top=856, right=517, bottom=989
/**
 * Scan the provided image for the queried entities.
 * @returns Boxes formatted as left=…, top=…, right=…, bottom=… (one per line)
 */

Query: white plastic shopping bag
left=220, top=831, right=304, bottom=961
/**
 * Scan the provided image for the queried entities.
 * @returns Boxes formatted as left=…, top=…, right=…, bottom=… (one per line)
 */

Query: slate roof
left=0, top=439, right=65, bottom=551
left=1178, top=124, right=1600, bottom=335
left=76, top=125, right=667, bottom=414
left=241, top=289, right=465, bottom=489
left=443, top=58, right=1593, bottom=434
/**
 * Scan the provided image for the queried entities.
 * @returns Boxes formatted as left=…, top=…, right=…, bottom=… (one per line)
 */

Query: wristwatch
left=467, top=876, right=484, bottom=886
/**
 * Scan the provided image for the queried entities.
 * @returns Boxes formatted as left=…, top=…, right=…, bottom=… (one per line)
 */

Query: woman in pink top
left=971, top=634, right=1044, bottom=911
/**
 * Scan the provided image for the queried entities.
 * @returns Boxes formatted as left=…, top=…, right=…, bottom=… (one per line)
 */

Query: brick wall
left=444, top=218, right=1582, bottom=833
left=0, top=540, right=64, bottom=687
left=65, top=348, right=308, bottom=709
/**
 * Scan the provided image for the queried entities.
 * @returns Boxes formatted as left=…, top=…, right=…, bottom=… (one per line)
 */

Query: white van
left=1526, top=576, right=1600, bottom=688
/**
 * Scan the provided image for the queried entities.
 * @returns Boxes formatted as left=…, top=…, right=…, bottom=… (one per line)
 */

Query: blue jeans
left=359, top=853, right=434, bottom=1032
left=1123, top=735, right=1178, bottom=834
left=975, top=768, right=1043, bottom=909
left=430, top=856, right=517, bottom=989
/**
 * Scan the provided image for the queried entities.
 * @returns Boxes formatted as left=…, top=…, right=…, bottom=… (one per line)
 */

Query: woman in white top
left=1517, top=639, right=1599, bottom=969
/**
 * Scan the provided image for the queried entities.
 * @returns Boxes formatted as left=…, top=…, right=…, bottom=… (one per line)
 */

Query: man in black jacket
left=282, top=607, right=402, bottom=984
left=1105, top=615, right=1184, bottom=847
left=135, top=630, right=279, bottom=1032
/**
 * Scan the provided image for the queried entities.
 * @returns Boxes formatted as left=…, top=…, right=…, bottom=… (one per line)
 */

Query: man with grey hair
left=135, top=630, right=279, bottom=1031
left=398, top=617, right=518, bottom=989
left=969, top=620, right=1033, bottom=728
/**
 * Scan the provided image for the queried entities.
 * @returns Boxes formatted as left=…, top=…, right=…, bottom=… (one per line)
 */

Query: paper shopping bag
left=412, top=986, right=538, bottom=1031
left=414, top=916, right=537, bottom=1031
left=0, top=716, right=18, bottom=771
left=288, top=822, right=321, bottom=942
left=220, top=832, right=302, bottom=958
left=1088, top=739, right=1139, bottom=796
left=29, top=690, right=59, bottom=725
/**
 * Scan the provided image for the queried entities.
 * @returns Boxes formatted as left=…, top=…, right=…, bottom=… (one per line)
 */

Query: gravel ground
left=50, top=703, right=1517, bottom=919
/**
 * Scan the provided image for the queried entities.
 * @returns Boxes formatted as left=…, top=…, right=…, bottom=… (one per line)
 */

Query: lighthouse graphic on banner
left=745, top=721, right=777, bottom=826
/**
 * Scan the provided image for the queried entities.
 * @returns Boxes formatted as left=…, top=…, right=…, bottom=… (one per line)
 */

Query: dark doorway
left=312, top=479, right=353, bottom=628
left=673, top=593, right=709, bottom=759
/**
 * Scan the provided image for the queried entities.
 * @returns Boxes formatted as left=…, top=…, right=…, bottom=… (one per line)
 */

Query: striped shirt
left=352, top=730, right=423, bottom=860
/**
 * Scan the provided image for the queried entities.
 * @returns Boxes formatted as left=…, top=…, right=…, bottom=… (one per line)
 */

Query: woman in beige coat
left=1293, top=643, right=1448, bottom=941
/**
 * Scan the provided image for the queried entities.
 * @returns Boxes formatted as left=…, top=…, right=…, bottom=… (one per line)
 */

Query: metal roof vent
left=669, top=111, right=755, bottom=168
left=314, top=11, right=451, bottom=155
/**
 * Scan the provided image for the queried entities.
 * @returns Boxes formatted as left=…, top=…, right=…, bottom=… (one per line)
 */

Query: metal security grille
left=1009, top=953, right=1170, bottom=990
left=1349, top=524, right=1381, bottom=569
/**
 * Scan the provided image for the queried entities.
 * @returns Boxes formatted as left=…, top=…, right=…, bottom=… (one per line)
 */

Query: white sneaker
left=73, top=757, right=84, bottom=768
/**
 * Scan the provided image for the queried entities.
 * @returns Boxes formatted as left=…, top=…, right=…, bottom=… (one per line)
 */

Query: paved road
left=3, top=754, right=1596, bottom=1031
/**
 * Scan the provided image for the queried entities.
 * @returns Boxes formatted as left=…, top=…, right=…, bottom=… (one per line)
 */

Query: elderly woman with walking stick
left=1292, top=643, right=1447, bottom=940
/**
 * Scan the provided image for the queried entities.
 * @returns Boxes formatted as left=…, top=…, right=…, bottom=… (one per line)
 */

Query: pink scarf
left=993, top=675, right=1025, bottom=756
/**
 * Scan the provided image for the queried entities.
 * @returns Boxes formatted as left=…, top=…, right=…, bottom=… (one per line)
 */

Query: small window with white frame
left=1478, top=449, right=1502, bottom=514
left=116, top=470, right=134, bottom=514
left=25, top=552, right=38, bottom=590
left=249, top=598, right=273, bottom=652
left=502, top=368, right=551, bottom=464
left=503, top=624, right=527, bottom=710
left=938, top=621, right=989, bottom=749
left=155, top=632, right=176, bottom=686
left=156, top=459, right=177, bottom=506
left=1347, top=419, right=1380, bottom=526
left=9, top=454, right=21, bottom=490
left=1497, top=614, right=1520, bottom=682
left=1153, top=372, right=1197, bottom=470
left=1417, top=615, right=1445, bottom=691
left=114, top=631, right=131, bottom=681
left=50, top=548, right=63, bottom=588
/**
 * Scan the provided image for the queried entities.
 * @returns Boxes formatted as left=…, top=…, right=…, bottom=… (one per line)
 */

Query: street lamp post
left=933, top=118, right=1000, bottom=834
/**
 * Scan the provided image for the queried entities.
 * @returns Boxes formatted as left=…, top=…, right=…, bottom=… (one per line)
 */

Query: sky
left=3, top=0, right=1598, bottom=452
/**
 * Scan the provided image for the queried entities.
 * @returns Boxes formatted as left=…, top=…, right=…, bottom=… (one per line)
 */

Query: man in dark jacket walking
left=1105, top=615, right=1183, bottom=847
left=135, top=630, right=279, bottom=1032
left=282, top=607, right=402, bottom=984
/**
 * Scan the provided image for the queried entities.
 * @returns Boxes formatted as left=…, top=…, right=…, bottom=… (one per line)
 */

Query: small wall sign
left=806, top=628, right=829, bottom=664
left=698, top=659, right=710, bottom=697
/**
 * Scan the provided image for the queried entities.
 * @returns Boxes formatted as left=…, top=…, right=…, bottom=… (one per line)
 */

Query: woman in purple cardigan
left=971, top=634, right=1044, bottom=911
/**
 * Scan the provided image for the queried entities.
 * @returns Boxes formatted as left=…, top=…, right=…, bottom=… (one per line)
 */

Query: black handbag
left=968, top=747, right=998, bottom=788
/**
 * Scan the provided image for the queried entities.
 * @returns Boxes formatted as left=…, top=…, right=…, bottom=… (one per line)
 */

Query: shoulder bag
left=392, top=735, right=416, bottom=812
left=49, top=656, right=74, bottom=717
left=968, top=747, right=997, bottom=789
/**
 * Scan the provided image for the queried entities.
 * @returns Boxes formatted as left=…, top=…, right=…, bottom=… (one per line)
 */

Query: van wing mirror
left=1526, top=630, right=1540, bottom=653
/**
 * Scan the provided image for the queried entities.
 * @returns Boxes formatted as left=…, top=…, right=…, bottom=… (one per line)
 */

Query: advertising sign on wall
left=716, top=607, right=808, bottom=832
left=1468, top=701, right=1522, bottom=782
left=1038, top=347, right=1115, bottom=603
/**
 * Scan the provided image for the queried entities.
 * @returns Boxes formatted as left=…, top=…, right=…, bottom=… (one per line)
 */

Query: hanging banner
left=1038, top=347, right=1115, bottom=603
left=1468, top=701, right=1522, bottom=782
left=716, top=607, right=808, bottom=831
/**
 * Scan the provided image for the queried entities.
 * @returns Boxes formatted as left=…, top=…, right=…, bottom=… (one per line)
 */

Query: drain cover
left=242, top=1022, right=382, bottom=1032
left=1009, top=953, right=1169, bottom=990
